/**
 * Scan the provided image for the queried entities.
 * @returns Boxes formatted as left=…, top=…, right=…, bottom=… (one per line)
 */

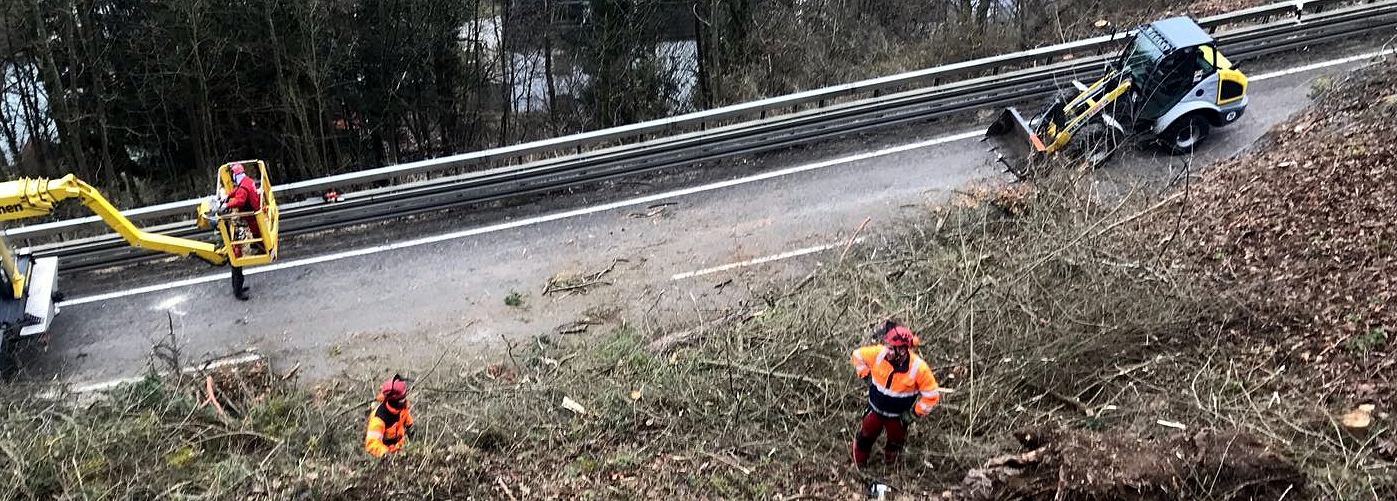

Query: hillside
left=2, top=12, right=1394, bottom=501
left=1172, top=58, right=1397, bottom=409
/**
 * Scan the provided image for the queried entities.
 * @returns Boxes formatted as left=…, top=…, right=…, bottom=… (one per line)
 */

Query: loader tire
left=1068, top=123, right=1120, bottom=168
left=1163, top=115, right=1210, bottom=155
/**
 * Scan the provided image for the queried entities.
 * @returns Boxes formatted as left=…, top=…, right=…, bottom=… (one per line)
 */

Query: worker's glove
left=899, top=411, right=917, bottom=427
left=405, top=424, right=415, bottom=440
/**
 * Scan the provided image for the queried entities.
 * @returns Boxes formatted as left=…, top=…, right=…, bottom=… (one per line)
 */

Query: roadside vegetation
left=2, top=53, right=1392, bottom=501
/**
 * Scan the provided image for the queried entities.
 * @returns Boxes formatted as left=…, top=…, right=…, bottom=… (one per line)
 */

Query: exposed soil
left=951, top=427, right=1303, bottom=500
left=1173, top=57, right=1397, bottom=410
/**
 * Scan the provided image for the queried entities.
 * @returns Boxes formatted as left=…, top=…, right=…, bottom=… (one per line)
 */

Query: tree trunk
left=975, top=0, right=993, bottom=37
left=0, top=63, right=23, bottom=173
left=31, top=0, right=89, bottom=176
left=76, top=0, right=117, bottom=188
left=544, top=1, right=561, bottom=136
left=467, top=2, right=484, bottom=148
left=497, top=3, right=512, bottom=148
left=262, top=1, right=313, bottom=181
left=694, top=0, right=713, bottom=109
left=15, top=63, right=54, bottom=174
left=181, top=1, right=214, bottom=172
left=301, top=1, right=336, bottom=176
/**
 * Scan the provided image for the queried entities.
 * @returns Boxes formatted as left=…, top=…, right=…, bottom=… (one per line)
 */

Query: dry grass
left=6, top=54, right=1397, bottom=500
left=4, top=164, right=1389, bottom=499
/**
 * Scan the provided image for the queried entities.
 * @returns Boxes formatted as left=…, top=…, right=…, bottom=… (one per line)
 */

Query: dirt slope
left=941, top=53, right=1397, bottom=501
left=1177, top=58, right=1397, bottom=408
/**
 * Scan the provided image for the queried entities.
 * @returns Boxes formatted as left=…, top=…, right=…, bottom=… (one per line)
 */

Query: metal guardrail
left=29, top=0, right=1397, bottom=275
left=20, top=0, right=1397, bottom=275
left=6, top=0, right=1370, bottom=245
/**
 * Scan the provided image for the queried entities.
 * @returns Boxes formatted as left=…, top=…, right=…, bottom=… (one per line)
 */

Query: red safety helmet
left=380, top=375, right=408, bottom=401
left=229, top=162, right=245, bottom=176
left=883, top=325, right=918, bottom=348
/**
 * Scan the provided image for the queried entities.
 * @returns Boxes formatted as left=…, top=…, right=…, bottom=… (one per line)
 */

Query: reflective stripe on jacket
left=851, top=345, right=940, bottom=417
left=365, top=399, right=413, bottom=457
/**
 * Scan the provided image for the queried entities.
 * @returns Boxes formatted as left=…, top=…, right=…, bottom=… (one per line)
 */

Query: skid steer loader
left=985, top=16, right=1249, bottom=178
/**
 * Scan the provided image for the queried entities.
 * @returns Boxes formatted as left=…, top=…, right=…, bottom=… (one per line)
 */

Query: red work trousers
left=852, top=411, right=907, bottom=466
left=230, top=216, right=262, bottom=258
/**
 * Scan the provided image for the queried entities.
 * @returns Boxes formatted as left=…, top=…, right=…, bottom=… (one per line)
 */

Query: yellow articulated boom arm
left=0, top=174, right=229, bottom=270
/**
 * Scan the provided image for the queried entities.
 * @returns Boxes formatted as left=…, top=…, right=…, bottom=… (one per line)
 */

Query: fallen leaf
left=1156, top=419, right=1187, bottom=430
left=562, top=396, right=586, bottom=415
left=1343, top=405, right=1375, bottom=429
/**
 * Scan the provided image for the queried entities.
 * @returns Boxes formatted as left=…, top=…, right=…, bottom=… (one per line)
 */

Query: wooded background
left=0, top=0, right=1163, bottom=204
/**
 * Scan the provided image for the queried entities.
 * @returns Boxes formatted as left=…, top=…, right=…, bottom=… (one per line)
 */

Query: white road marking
left=1249, top=48, right=1395, bottom=81
left=671, top=240, right=861, bottom=280
left=39, top=352, right=263, bottom=397
left=60, top=48, right=1394, bottom=306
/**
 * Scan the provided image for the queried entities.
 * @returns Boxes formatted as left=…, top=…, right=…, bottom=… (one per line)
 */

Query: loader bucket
left=983, top=107, right=1049, bottom=180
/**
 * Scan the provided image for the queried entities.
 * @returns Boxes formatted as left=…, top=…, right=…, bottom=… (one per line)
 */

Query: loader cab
left=1120, top=17, right=1219, bottom=122
left=1124, top=17, right=1249, bottom=153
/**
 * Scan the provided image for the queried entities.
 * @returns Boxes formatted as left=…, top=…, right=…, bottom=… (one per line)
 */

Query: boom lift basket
left=198, top=160, right=279, bottom=267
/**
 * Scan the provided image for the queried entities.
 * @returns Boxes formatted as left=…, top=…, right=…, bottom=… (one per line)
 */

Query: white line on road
left=39, top=351, right=264, bottom=397
left=670, top=241, right=861, bottom=280
left=61, top=48, right=1394, bottom=306
left=1249, top=48, right=1395, bottom=81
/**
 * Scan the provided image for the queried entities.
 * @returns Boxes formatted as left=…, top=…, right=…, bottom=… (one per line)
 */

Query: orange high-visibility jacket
left=365, top=398, right=413, bottom=458
left=851, top=345, right=941, bottom=417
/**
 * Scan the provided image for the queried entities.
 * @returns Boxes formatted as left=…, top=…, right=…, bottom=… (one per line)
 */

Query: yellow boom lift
left=0, top=160, right=278, bottom=356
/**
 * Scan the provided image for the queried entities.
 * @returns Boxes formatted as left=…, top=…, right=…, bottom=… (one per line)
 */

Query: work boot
left=230, top=267, right=249, bottom=300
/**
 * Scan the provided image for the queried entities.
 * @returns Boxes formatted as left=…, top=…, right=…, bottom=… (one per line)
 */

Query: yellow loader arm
left=0, top=175, right=233, bottom=299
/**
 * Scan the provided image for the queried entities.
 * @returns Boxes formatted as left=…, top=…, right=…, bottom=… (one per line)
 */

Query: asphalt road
left=16, top=49, right=1388, bottom=387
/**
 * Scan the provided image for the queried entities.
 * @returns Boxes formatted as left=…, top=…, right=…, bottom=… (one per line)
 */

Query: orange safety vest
left=851, top=345, right=941, bottom=417
left=365, top=397, right=413, bottom=457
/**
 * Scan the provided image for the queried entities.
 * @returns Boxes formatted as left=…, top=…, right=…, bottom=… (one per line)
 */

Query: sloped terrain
left=940, top=53, right=1397, bottom=501
left=1175, top=58, right=1397, bottom=408
left=2, top=10, right=1394, bottom=501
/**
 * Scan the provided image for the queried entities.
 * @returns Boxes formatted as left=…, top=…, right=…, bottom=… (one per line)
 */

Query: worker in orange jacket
left=850, top=320, right=941, bottom=467
left=365, top=374, right=415, bottom=459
